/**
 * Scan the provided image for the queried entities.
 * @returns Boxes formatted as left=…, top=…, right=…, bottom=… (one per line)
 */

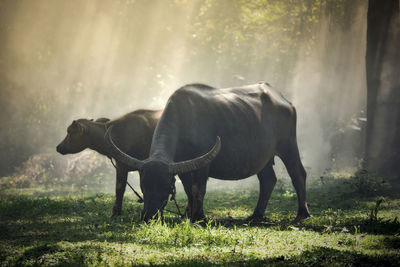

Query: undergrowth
left=1, top=169, right=399, bottom=266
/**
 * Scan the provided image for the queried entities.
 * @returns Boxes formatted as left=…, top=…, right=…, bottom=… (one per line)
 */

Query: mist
left=0, top=0, right=367, bottom=190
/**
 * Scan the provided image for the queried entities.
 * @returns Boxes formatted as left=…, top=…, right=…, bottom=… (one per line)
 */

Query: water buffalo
left=56, top=109, right=162, bottom=216
left=106, top=83, right=310, bottom=222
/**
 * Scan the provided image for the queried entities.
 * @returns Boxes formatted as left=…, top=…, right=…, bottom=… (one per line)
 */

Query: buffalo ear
left=70, top=120, right=79, bottom=130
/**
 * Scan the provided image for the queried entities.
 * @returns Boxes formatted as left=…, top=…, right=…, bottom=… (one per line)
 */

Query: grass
left=1, top=174, right=400, bottom=266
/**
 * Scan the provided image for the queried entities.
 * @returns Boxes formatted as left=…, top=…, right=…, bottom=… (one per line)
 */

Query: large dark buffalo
left=57, top=109, right=162, bottom=216
left=106, top=83, right=310, bottom=222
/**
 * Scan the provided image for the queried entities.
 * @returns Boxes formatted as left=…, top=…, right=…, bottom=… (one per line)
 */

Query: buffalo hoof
left=190, top=215, right=207, bottom=224
left=293, top=213, right=311, bottom=223
left=181, top=206, right=192, bottom=219
left=193, top=218, right=208, bottom=226
left=111, top=208, right=122, bottom=217
left=246, top=214, right=265, bottom=222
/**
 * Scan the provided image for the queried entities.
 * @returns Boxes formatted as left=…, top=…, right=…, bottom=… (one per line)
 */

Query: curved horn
left=104, top=125, right=146, bottom=170
left=168, top=136, right=221, bottom=174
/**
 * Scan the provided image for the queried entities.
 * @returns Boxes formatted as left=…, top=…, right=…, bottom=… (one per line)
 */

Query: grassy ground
left=1, top=174, right=400, bottom=266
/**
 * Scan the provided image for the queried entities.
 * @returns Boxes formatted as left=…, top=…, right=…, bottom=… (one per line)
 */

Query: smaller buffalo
left=56, top=109, right=162, bottom=216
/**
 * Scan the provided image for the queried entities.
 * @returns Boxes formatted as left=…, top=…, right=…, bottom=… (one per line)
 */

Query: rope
left=169, top=183, right=183, bottom=217
left=126, top=180, right=144, bottom=203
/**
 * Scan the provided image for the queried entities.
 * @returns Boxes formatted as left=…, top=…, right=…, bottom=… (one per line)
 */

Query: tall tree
left=365, top=0, right=400, bottom=179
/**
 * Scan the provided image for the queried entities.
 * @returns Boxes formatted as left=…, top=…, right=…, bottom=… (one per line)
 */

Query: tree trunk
left=365, top=0, right=400, bottom=179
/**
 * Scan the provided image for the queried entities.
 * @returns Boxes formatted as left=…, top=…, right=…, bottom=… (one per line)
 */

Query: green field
left=1, top=174, right=400, bottom=266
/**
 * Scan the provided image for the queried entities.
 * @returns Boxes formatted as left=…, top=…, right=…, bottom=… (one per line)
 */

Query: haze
left=0, top=0, right=367, bottom=184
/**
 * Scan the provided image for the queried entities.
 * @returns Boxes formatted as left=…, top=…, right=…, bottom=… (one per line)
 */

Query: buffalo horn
left=104, top=125, right=145, bottom=170
left=168, top=136, right=221, bottom=174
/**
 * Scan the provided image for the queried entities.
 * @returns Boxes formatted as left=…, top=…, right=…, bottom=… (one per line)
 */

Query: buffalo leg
left=178, top=173, right=194, bottom=218
left=189, top=168, right=208, bottom=222
left=112, top=164, right=128, bottom=216
left=279, top=142, right=310, bottom=221
left=248, top=161, right=277, bottom=221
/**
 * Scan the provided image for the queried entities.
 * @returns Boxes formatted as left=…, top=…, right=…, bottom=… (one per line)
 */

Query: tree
left=365, top=0, right=400, bottom=179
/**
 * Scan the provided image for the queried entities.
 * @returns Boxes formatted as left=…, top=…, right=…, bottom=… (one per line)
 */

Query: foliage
left=189, top=0, right=363, bottom=85
left=351, top=170, right=387, bottom=197
left=316, top=169, right=389, bottom=201
left=1, top=172, right=399, bottom=266
left=0, top=0, right=367, bottom=176
left=369, top=197, right=384, bottom=222
left=0, top=151, right=115, bottom=193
